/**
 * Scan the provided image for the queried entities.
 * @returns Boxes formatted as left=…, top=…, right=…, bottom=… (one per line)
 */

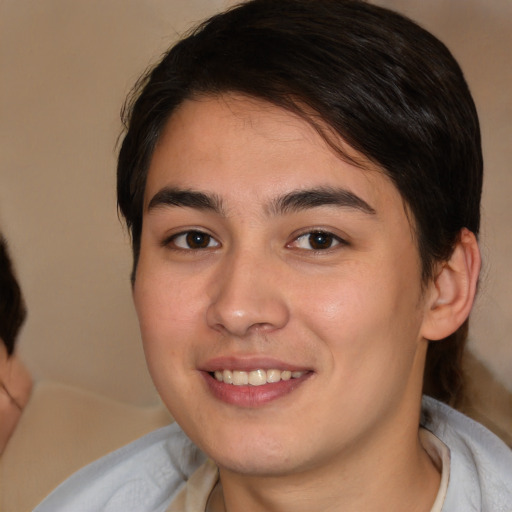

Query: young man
left=35, top=1, right=512, bottom=510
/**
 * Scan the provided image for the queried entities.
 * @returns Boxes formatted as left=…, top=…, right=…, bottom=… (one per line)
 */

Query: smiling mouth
left=211, top=369, right=307, bottom=386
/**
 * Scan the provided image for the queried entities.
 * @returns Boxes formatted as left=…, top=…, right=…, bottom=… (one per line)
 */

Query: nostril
left=206, top=298, right=290, bottom=337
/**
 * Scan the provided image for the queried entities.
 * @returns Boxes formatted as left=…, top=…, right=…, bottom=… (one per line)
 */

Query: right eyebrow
left=147, top=187, right=225, bottom=215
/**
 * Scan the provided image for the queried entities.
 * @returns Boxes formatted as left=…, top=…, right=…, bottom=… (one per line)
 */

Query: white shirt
left=33, top=397, right=512, bottom=512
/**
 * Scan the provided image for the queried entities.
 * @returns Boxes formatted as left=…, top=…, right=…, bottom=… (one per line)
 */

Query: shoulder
left=33, top=422, right=206, bottom=512
left=422, top=396, right=512, bottom=512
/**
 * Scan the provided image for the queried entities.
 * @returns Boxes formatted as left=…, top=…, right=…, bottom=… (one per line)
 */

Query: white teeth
left=233, top=370, right=249, bottom=385
left=266, top=369, right=281, bottom=383
left=248, top=369, right=267, bottom=386
left=213, top=369, right=306, bottom=386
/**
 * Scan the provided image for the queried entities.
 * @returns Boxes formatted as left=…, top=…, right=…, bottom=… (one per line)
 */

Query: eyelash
left=288, top=230, right=347, bottom=252
left=163, top=229, right=347, bottom=252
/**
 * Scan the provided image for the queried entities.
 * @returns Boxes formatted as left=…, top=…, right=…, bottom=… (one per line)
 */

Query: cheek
left=297, top=261, right=423, bottom=365
left=297, top=268, right=389, bottom=332
left=133, top=272, right=202, bottom=410
left=133, top=269, right=199, bottom=376
left=135, top=262, right=203, bottom=333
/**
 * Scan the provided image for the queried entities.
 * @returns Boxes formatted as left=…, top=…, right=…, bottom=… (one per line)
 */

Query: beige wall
left=0, top=0, right=510, bottom=407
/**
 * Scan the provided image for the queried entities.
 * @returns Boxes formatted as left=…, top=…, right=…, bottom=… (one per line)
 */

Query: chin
left=214, top=451, right=295, bottom=477
left=198, top=427, right=304, bottom=477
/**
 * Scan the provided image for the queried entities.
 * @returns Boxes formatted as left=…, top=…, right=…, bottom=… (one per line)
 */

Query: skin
left=134, top=93, right=453, bottom=511
left=0, top=342, right=32, bottom=453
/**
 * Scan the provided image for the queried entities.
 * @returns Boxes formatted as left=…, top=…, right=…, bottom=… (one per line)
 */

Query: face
left=134, top=94, right=432, bottom=477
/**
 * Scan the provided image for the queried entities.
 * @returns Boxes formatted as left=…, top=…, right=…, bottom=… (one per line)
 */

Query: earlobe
left=421, top=228, right=481, bottom=341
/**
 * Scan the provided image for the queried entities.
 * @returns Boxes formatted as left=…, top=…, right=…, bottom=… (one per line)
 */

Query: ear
left=421, top=228, right=481, bottom=341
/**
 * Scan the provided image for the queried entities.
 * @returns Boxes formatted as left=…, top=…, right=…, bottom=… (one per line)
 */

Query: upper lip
left=200, top=356, right=311, bottom=373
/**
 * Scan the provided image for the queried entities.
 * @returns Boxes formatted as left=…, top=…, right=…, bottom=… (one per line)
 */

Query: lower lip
left=202, top=371, right=311, bottom=407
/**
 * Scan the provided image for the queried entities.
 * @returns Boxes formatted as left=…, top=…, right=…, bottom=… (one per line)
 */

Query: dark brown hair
left=0, top=236, right=27, bottom=355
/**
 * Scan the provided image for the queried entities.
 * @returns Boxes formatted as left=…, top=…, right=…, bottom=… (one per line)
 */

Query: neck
left=211, top=400, right=440, bottom=512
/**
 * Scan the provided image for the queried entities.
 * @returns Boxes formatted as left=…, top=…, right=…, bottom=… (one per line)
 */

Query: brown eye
left=186, top=231, right=211, bottom=248
left=171, top=231, right=220, bottom=250
left=308, top=232, right=336, bottom=250
left=292, top=231, right=343, bottom=251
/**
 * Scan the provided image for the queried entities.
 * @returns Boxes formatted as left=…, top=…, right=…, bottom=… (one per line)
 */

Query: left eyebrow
left=267, top=187, right=376, bottom=216
left=147, top=187, right=225, bottom=214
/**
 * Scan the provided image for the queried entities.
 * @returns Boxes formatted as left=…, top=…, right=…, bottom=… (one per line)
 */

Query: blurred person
left=0, top=235, right=32, bottom=454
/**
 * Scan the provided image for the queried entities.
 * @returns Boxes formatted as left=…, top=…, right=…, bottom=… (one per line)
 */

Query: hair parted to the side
left=0, top=236, right=27, bottom=355
left=117, top=0, right=482, bottom=407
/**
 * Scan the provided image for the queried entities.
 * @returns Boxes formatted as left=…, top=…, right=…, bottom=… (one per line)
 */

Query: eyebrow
left=147, top=187, right=225, bottom=214
left=268, top=187, right=376, bottom=216
left=147, top=186, right=376, bottom=217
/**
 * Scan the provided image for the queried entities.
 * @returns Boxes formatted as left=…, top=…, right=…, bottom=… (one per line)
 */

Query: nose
left=206, top=251, right=290, bottom=337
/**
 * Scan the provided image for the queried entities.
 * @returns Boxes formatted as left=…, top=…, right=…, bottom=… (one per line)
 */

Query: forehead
left=145, top=94, right=408, bottom=223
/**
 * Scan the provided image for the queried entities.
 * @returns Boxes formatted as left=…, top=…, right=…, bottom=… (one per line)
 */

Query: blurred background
left=0, top=0, right=510, bottom=411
